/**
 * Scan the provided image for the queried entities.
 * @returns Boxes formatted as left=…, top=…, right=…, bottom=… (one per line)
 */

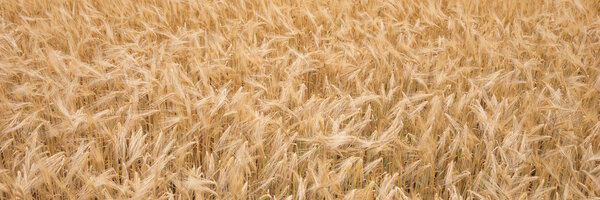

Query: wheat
left=1, top=0, right=599, bottom=199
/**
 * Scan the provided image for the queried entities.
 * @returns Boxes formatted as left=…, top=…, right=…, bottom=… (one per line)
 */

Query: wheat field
left=1, top=0, right=600, bottom=199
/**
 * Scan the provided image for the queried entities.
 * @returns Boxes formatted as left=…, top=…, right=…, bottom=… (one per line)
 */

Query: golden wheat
left=1, top=0, right=600, bottom=199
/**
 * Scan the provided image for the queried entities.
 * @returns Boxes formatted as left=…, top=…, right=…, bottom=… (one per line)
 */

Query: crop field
left=1, top=0, right=600, bottom=199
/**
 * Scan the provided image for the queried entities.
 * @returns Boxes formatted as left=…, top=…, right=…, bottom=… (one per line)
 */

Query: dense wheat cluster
left=1, top=0, right=600, bottom=199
